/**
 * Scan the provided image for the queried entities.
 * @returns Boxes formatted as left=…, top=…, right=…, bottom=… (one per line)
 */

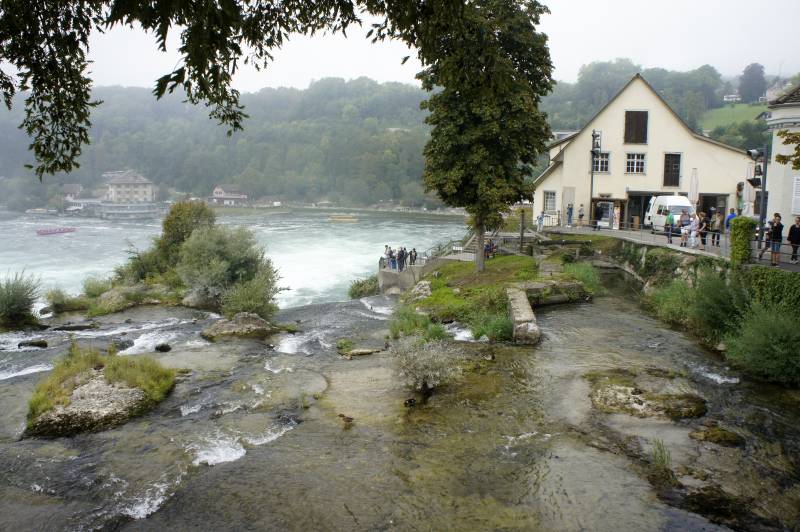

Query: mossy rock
left=651, top=393, right=707, bottom=420
left=689, top=426, right=745, bottom=447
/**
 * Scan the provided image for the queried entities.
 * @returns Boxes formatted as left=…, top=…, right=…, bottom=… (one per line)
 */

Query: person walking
left=679, top=209, right=690, bottom=247
left=398, top=247, right=406, bottom=271
left=769, top=213, right=784, bottom=267
left=594, top=203, right=603, bottom=231
left=389, top=248, right=397, bottom=270
left=758, top=219, right=773, bottom=261
left=788, top=217, right=800, bottom=264
left=689, top=214, right=699, bottom=249
left=578, top=204, right=585, bottom=227
left=711, top=211, right=724, bottom=247
left=566, top=203, right=574, bottom=227
left=664, top=209, right=675, bottom=244
left=698, top=212, right=709, bottom=251
left=537, top=211, right=545, bottom=232
left=409, top=248, right=417, bottom=266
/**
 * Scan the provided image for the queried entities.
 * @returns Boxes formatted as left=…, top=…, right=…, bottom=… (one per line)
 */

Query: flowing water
left=1, top=211, right=799, bottom=530
left=0, top=209, right=466, bottom=307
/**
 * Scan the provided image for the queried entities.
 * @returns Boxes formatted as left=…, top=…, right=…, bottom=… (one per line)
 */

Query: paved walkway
left=545, top=225, right=800, bottom=273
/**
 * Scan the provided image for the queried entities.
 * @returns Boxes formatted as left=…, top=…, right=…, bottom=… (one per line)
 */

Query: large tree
left=0, top=0, right=464, bottom=178
left=420, top=0, right=553, bottom=272
left=738, top=63, right=767, bottom=103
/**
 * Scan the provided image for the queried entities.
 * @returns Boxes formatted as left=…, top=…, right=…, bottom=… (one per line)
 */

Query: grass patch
left=348, top=275, right=379, bottom=299
left=648, top=438, right=678, bottom=487
left=470, top=313, right=514, bottom=342
left=563, top=262, right=603, bottom=295
left=45, top=288, right=92, bottom=314
left=336, top=338, right=355, bottom=353
left=646, top=279, right=693, bottom=326
left=27, top=343, right=175, bottom=423
left=699, top=102, right=766, bottom=130
left=431, top=255, right=539, bottom=289
left=82, top=276, right=112, bottom=298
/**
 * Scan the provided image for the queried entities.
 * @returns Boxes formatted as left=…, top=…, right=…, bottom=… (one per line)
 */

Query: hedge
left=741, top=266, right=800, bottom=313
left=729, top=217, right=756, bottom=268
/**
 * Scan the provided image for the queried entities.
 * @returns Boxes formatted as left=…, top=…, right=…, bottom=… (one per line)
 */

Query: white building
left=210, top=184, right=248, bottom=206
left=532, top=74, right=753, bottom=227
left=103, top=170, right=156, bottom=203
left=765, top=84, right=800, bottom=220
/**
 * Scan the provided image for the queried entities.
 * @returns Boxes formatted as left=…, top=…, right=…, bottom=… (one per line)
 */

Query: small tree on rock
left=420, top=0, right=553, bottom=272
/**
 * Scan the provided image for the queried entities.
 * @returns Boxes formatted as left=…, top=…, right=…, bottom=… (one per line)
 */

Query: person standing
left=389, top=248, right=397, bottom=270
left=711, top=211, right=723, bottom=247
left=398, top=247, right=406, bottom=271
left=788, top=217, right=800, bottom=265
left=698, top=212, right=709, bottom=251
left=664, top=209, right=675, bottom=244
left=578, top=204, right=585, bottom=227
left=689, top=214, right=699, bottom=249
left=724, top=208, right=737, bottom=233
left=566, top=203, right=574, bottom=227
left=537, top=211, right=545, bottom=232
left=593, top=203, right=603, bottom=231
left=679, top=209, right=690, bottom=247
left=769, top=213, right=784, bottom=267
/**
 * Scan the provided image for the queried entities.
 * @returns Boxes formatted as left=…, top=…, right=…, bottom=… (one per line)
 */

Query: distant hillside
left=699, top=103, right=767, bottom=131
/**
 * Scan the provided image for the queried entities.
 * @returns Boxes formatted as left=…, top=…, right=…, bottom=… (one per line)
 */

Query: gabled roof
left=215, top=183, right=245, bottom=194
left=106, top=170, right=153, bottom=185
left=544, top=74, right=746, bottom=155
left=769, top=83, right=800, bottom=106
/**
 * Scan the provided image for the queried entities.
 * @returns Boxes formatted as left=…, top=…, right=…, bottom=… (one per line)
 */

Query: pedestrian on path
left=537, top=211, right=545, bottom=232
left=566, top=203, right=573, bottom=227
left=689, top=214, right=699, bottom=249
left=410, top=248, right=418, bottom=266
left=789, top=217, right=800, bottom=264
left=724, top=208, right=736, bottom=233
left=679, top=209, right=691, bottom=247
left=769, top=213, right=784, bottom=267
left=593, top=204, right=603, bottom=231
left=664, top=210, right=675, bottom=244
left=578, top=204, right=585, bottom=227
left=398, top=247, right=406, bottom=271
left=698, top=212, right=709, bottom=250
left=711, top=211, right=724, bottom=247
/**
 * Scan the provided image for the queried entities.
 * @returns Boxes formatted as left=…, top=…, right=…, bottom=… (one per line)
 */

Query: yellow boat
left=328, top=214, right=359, bottom=223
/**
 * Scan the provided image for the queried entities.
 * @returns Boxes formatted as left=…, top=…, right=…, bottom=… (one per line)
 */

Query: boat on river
left=36, top=227, right=77, bottom=236
left=328, top=214, right=359, bottom=223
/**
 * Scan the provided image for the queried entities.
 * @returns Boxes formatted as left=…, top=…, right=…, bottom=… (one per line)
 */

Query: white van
left=645, top=195, right=695, bottom=232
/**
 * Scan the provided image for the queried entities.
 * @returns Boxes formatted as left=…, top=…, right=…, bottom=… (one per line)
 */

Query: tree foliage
left=709, top=120, right=770, bottom=150
left=775, top=130, right=800, bottom=170
left=420, top=0, right=553, bottom=271
left=738, top=63, right=767, bottom=103
left=0, top=0, right=463, bottom=178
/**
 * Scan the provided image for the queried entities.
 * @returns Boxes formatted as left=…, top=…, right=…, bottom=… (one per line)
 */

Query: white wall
left=534, top=77, right=752, bottom=220
left=766, top=105, right=800, bottom=219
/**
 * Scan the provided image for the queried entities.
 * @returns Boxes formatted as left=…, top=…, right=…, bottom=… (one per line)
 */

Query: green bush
left=740, top=266, right=800, bottom=312
left=688, top=269, right=750, bottom=344
left=178, top=225, right=269, bottom=303
left=389, top=304, right=433, bottom=339
left=0, top=272, right=39, bottom=328
left=157, top=200, right=216, bottom=258
left=348, top=275, right=379, bottom=299
left=115, top=246, right=168, bottom=284
left=45, top=288, right=91, bottom=314
left=647, top=279, right=693, bottom=326
left=563, top=262, right=604, bottom=295
left=220, top=269, right=280, bottom=320
left=730, top=217, right=756, bottom=268
left=82, top=276, right=112, bottom=298
left=725, top=303, right=800, bottom=386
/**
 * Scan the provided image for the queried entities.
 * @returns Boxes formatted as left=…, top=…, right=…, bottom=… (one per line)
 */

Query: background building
left=103, top=170, right=156, bottom=203
left=210, top=184, right=249, bottom=206
left=766, top=84, right=800, bottom=220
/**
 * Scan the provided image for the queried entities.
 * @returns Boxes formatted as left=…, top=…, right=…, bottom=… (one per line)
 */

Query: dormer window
left=624, top=111, right=648, bottom=144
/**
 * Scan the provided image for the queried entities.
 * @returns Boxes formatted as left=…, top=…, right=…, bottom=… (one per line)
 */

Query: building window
left=663, top=153, right=681, bottom=187
left=543, top=191, right=556, bottom=212
left=624, top=111, right=648, bottom=144
left=626, top=153, right=646, bottom=174
left=592, top=152, right=610, bottom=172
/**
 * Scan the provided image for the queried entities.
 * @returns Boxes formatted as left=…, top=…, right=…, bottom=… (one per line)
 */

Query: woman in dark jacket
left=789, top=216, right=800, bottom=265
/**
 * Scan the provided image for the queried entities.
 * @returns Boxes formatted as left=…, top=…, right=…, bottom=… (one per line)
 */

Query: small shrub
left=741, top=266, right=800, bottom=312
left=725, top=303, right=800, bottom=386
left=158, top=200, right=216, bottom=259
left=649, top=438, right=678, bottom=487
left=560, top=251, right=576, bottom=264
left=0, top=271, right=39, bottom=328
left=423, top=323, right=451, bottom=342
left=336, top=338, right=355, bottom=353
left=82, top=276, right=112, bottom=298
left=220, top=269, right=281, bottom=320
left=393, top=339, right=464, bottom=393
left=647, top=279, right=693, bottom=326
left=421, top=286, right=471, bottom=322
left=389, top=305, right=432, bottom=339
left=45, top=288, right=91, bottom=314
left=563, top=262, right=604, bottom=295
left=348, top=275, right=379, bottom=299
left=115, top=246, right=168, bottom=284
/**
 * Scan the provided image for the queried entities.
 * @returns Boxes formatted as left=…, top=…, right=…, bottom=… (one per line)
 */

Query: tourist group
left=383, top=245, right=418, bottom=271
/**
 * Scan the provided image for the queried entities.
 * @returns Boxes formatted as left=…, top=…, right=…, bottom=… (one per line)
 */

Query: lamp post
left=746, top=146, right=770, bottom=246
left=589, top=130, right=601, bottom=225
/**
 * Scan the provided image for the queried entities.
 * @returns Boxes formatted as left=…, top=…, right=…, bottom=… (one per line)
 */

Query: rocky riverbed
left=1, top=284, right=799, bottom=530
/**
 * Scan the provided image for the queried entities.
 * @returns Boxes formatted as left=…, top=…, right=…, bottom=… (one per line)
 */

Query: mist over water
left=0, top=209, right=466, bottom=308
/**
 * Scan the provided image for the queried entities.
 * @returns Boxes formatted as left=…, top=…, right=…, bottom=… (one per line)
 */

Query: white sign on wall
left=793, top=176, right=800, bottom=215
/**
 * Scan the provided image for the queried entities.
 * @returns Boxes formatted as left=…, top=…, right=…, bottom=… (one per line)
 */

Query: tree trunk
left=475, top=220, right=486, bottom=272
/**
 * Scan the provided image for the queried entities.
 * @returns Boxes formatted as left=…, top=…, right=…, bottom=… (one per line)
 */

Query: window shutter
left=624, top=111, right=648, bottom=143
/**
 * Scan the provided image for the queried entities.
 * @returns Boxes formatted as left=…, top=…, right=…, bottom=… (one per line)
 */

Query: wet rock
left=342, top=348, right=382, bottom=360
left=53, top=322, right=99, bottom=331
left=18, top=339, right=48, bottom=349
left=384, top=286, right=402, bottom=296
left=112, top=338, right=134, bottom=351
left=25, top=371, right=150, bottom=438
left=181, top=290, right=215, bottom=310
left=410, top=281, right=432, bottom=301
left=658, top=394, right=707, bottom=420
left=154, top=343, right=172, bottom=353
left=201, top=312, right=278, bottom=341
left=39, top=306, right=53, bottom=316
left=689, top=426, right=745, bottom=447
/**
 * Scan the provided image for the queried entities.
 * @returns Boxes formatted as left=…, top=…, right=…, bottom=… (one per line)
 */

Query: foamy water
left=0, top=363, right=53, bottom=381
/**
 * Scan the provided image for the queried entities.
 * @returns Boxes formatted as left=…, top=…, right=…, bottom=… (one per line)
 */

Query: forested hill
left=0, top=77, right=434, bottom=206
left=0, top=61, right=774, bottom=208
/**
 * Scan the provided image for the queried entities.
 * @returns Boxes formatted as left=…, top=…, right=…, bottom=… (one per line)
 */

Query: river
left=0, top=209, right=466, bottom=308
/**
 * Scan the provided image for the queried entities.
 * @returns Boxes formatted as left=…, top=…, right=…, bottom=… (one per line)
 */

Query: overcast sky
left=87, top=0, right=800, bottom=92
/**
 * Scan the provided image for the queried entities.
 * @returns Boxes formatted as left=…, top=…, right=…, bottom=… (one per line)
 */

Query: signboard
left=793, top=176, right=800, bottom=215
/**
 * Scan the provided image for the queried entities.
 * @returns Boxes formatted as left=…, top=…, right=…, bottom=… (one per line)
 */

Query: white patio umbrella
left=689, top=168, right=699, bottom=206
